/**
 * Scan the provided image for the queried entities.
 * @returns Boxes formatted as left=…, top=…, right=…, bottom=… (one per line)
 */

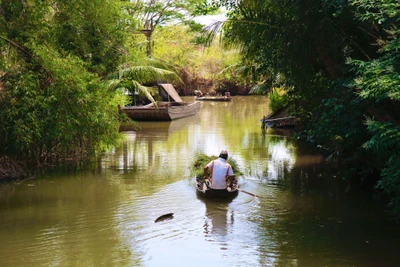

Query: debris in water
left=155, top=213, right=174, bottom=223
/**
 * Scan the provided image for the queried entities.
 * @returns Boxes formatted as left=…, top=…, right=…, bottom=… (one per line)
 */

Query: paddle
left=238, top=189, right=262, bottom=198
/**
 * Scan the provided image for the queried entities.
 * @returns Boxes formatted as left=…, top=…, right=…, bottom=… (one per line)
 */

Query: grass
left=191, top=152, right=243, bottom=181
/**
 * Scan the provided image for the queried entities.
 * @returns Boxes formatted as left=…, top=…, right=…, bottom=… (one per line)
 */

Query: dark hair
left=219, top=150, right=228, bottom=159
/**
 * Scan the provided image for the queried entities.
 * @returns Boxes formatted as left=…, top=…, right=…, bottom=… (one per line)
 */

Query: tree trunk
left=142, top=30, right=153, bottom=58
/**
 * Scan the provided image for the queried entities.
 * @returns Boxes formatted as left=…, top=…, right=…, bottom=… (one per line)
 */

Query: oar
left=238, top=188, right=262, bottom=198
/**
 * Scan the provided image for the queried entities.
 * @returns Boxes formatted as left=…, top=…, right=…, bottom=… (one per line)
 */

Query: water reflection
left=202, top=198, right=235, bottom=243
left=119, top=119, right=190, bottom=140
left=2, top=96, right=400, bottom=267
left=112, top=114, right=201, bottom=177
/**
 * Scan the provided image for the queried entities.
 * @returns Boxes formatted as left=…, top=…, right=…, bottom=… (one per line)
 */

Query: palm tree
left=106, top=59, right=183, bottom=104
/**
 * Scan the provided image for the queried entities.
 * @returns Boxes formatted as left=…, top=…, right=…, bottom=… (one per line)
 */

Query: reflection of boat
left=195, top=177, right=238, bottom=199
left=119, top=115, right=199, bottom=138
left=119, top=84, right=201, bottom=121
left=263, top=127, right=296, bottom=137
left=119, top=121, right=173, bottom=137
left=203, top=196, right=234, bottom=238
left=194, top=96, right=232, bottom=102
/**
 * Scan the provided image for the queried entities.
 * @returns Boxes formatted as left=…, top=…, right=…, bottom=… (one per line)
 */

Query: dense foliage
left=152, top=24, right=243, bottom=95
left=213, top=0, right=400, bottom=214
left=0, top=0, right=127, bottom=176
left=349, top=0, right=400, bottom=214
left=268, top=87, right=288, bottom=113
left=129, top=0, right=208, bottom=57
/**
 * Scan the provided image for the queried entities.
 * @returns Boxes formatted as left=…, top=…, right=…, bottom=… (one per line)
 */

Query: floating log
left=155, top=213, right=174, bottom=223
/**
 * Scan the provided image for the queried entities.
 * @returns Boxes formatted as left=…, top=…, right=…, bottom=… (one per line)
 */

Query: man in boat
left=203, top=150, right=235, bottom=191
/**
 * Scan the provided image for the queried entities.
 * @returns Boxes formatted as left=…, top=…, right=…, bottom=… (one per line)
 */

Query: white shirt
left=206, top=158, right=234, bottom=189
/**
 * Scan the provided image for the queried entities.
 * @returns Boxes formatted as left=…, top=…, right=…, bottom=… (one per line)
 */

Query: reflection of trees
left=263, top=137, right=296, bottom=180
left=105, top=115, right=201, bottom=186
left=1, top=175, right=133, bottom=267
left=238, top=133, right=296, bottom=180
left=104, top=132, right=139, bottom=174
left=287, top=141, right=340, bottom=198
left=253, top=142, right=366, bottom=267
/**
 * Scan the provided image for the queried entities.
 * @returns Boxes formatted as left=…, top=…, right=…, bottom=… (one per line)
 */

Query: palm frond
left=249, top=84, right=269, bottom=95
left=126, top=57, right=174, bottom=69
left=108, top=65, right=182, bottom=85
left=130, top=81, right=157, bottom=103
left=216, top=62, right=241, bottom=76
left=122, top=66, right=182, bottom=84
left=200, top=20, right=225, bottom=46
left=107, top=79, right=123, bottom=91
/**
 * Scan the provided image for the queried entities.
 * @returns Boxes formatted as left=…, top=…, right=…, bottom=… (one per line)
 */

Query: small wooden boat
left=260, top=106, right=298, bottom=128
left=195, top=177, right=239, bottom=199
left=119, top=101, right=201, bottom=121
left=119, top=83, right=201, bottom=121
left=194, top=96, right=232, bottom=102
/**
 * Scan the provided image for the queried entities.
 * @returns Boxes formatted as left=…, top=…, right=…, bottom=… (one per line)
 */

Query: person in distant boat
left=204, top=150, right=235, bottom=191
left=194, top=90, right=204, bottom=97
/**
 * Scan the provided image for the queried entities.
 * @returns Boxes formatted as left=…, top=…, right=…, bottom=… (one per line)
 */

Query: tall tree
left=129, top=0, right=205, bottom=57
left=50, top=0, right=127, bottom=74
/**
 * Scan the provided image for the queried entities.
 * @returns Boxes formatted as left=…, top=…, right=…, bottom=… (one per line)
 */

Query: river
left=0, top=96, right=399, bottom=267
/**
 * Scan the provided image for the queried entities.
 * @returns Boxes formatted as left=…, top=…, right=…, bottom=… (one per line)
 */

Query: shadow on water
left=200, top=197, right=235, bottom=245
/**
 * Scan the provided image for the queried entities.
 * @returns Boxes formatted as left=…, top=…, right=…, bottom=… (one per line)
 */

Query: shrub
left=268, top=87, right=289, bottom=113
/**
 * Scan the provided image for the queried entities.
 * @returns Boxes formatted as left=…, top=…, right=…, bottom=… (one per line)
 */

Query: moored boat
left=194, top=96, right=232, bottom=102
left=195, top=177, right=239, bottom=199
left=194, top=91, right=232, bottom=102
left=119, top=101, right=200, bottom=121
left=119, top=83, right=201, bottom=121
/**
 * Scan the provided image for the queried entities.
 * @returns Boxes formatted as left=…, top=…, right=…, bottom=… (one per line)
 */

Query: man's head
left=219, top=150, right=228, bottom=160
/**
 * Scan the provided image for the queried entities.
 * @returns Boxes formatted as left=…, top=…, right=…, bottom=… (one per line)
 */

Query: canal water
left=1, top=96, right=399, bottom=267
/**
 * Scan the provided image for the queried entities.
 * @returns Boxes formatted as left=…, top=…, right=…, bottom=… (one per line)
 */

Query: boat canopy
left=159, top=83, right=183, bottom=103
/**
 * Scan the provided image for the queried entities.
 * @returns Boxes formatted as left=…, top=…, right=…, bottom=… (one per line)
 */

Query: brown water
left=1, top=96, right=399, bottom=267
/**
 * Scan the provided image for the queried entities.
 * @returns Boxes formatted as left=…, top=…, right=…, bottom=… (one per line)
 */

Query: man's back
left=207, top=158, right=234, bottom=189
